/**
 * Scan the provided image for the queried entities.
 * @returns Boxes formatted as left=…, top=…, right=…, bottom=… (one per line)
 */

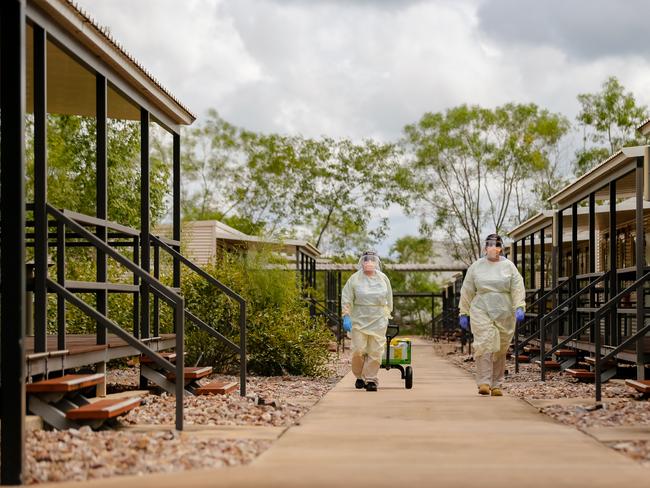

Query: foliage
left=26, top=115, right=171, bottom=228
left=181, top=249, right=332, bottom=376
left=574, top=76, right=649, bottom=175
left=384, top=236, right=440, bottom=335
left=402, top=103, right=570, bottom=264
left=180, top=110, right=402, bottom=255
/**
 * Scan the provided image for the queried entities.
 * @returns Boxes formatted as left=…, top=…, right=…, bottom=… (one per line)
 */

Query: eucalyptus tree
left=403, top=103, right=569, bottom=264
left=574, top=76, right=649, bottom=175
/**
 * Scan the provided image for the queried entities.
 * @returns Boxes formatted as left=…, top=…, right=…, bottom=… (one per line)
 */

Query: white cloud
left=73, top=0, right=650, bottom=253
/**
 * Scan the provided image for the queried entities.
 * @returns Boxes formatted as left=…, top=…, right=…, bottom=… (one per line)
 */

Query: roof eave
left=37, top=0, right=195, bottom=126
left=548, top=146, right=646, bottom=208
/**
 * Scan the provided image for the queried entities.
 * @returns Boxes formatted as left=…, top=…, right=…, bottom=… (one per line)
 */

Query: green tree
left=403, top=103, right=569, bottom=264
left=181, top=110, right=402, bottom=255
left=574, top=76, right=649, bottom=175
left=26, top=114, right=171, bottom=228
left=384, top=236, right=440, bottom=335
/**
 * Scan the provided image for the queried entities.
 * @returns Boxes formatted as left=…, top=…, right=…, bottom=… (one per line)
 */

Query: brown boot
left=490, top=387, right=503, bottom=396
left=478, top=384, right=490, bottom=395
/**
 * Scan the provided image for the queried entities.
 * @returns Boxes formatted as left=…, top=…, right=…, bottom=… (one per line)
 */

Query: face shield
left=485, top=239, right=503, bottom=249
left=357, top=251, right=381, bottom=272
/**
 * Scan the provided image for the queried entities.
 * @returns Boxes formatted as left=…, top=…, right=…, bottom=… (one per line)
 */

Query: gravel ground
left=26, top=350, right=351, bottom=484
left=444, top=349, right=650, bottom=465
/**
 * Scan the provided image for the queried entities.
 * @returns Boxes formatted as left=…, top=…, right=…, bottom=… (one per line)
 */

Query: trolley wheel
left=405, top=366, right=413, bottom=389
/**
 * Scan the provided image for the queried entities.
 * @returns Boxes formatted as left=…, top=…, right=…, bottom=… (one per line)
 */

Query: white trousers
left=475, top=351, right=507, bottom=388
left=351, top=330, right=386, bottom=384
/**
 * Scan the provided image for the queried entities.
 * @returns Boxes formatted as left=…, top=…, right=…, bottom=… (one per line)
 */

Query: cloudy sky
left=76, top=0, right=650, bottom=254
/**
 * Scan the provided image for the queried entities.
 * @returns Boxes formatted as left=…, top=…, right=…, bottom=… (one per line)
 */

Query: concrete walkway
left=49, top=339, right=649, bottom=488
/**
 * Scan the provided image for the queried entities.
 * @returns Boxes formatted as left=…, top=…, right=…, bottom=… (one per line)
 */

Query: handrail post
left=175, top=296, right=184, bottom=431
left=540, top=316, right=546, bottom=381
left=595, top=312, right=601, bottom=403
left=240, top=300, right=247, bottom=397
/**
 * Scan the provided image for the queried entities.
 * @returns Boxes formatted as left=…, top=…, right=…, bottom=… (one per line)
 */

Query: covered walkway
left=46, top=340, right=648, bottom=488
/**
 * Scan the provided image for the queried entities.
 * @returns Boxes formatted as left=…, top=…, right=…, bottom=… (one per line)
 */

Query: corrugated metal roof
left=64, top=0, right=196, bottom=121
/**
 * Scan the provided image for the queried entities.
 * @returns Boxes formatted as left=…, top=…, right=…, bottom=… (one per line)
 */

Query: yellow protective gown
left=459, top=257, right=525, bottom=357
left=341, top=270, right=393, bottom=383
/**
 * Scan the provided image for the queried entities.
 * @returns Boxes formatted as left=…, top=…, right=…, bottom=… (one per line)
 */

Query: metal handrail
left=538, top=271, right=650, bottom=386
left=306, top=296, right=343, bottom=340
left=150, top=234, right=247, bottom=396
left=540, top=271, right=610, bottom=330
left=514, top=276, right=601, bottom=373
left=46, top=204, right=185, bottom=430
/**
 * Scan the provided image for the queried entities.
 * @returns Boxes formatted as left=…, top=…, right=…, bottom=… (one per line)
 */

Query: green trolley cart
left=381, top=324, right=413, bottom=389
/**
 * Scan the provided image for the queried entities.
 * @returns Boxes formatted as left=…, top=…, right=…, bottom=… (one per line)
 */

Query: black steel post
left=33, top=23, right=48, bottom=354
left=571, top=202, right=578, bottom=336
left=140, top=109, right=150, bottom=341
left=172, top=132, right=181, bottom=292
left=530, top=233, right=536, bottom=291
left=635, top=157, right=645, bottom=380
left=1, top=1, right=27, bottom=483
left=554, top=210, right=563, bottom=345
left=589, top=192, right=596, bottom=342
left=56, top=221, right=66, bottom=350
left=96, top=74, right=108, bottom=345
left=521, top=237, right=526, bottom=289
left=140, top=110, right=150, bottom=390
left=609, top=180, right=617, bottom=347
left=513, top=240, right=518, bottom=268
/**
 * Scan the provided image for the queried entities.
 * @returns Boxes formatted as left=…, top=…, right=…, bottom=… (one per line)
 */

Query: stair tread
left=555, top=349, right=577, bottom=357
left=195, top=380, right=238, bottom=395
left=139, top=352, right=177, bottom=365
left=166, top=366, right=213, bottom=380
left=625, top=379, right=650, bottom=393
left=66, top=397, right=141, bottom=420
left=565, top=368, right=595, bottom=379
left=27, top=373, right=105, bottom=393
left=534, top=359, right=561, bottom=368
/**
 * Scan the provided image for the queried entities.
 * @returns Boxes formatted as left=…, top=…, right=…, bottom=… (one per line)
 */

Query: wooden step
left=625, top=379, right=650, bottom=394
left=524, top=346, right=540, bottom=353
left=26, top=373, right=104, bottom=394
left=66, top=397, right=141, bottom=420
left=195, top=380, right=238, bottom=395
left=166, top=366, right=213, bottom=381
left=584, top=357, right=616, bottom=367
left=139, top=351, right=177, bottom=365
left=534, top=360, right=561, bottom=369
left=555, top=349, right=577, bottom=357
left=516, top=355, right=530, bottom=363
left=565, top=368, right=595, bottom=380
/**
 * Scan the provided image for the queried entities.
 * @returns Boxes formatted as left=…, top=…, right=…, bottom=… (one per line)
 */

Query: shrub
left=182, top=249, right=331, bottom=377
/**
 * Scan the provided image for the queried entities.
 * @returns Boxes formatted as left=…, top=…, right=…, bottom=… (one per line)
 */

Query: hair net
left=357, top=250, right=382, bottom=271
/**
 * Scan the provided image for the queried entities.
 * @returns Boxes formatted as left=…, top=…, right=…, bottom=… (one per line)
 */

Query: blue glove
left=515, top=307, right=525, bottom=322
left=343, top=315, right=352, bottom=332
left=459, top=315, right=469, bottom=330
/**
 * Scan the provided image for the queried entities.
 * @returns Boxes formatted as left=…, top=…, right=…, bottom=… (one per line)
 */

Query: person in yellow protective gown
left=459, top=234, right=525, bottom=396
left=341, top=250, right=393, bottom=392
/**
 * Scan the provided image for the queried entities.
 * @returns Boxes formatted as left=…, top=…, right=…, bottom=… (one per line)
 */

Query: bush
left=182, top=249, right=331, bottom=377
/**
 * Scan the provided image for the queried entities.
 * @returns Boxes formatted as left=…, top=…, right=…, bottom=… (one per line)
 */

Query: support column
left=173, top=132, right=181, bottom=333
left=96, top=74, right=107, bottom=355
left=609, top=181, right=617, bottom=346
left=33, top=23, right=48, bottom=353
left=1, top=0, right=27, bottom=483
left=589, top=192, right=596, bottom=342
left=140, top=109, right=150, bottom=341
left=635, top=157, right=645, bottom=380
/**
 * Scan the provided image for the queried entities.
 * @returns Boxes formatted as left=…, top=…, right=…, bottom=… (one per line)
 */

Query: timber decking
left=25, top=334, right=176, bottom=356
